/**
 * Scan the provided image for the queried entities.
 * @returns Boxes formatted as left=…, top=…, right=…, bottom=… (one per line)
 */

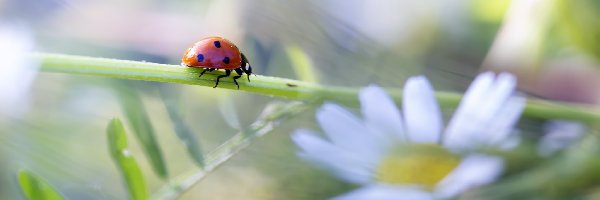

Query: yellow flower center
left=375, top=144, right=460, bottom=188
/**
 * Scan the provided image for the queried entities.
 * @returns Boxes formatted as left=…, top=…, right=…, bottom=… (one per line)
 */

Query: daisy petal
left=360, top=85, right=406, bottom=142
left=292, top=129, right=376, bottom=184
left=478, top=74, right=518, bottom=118
left=473, top=73, right=518, bottom=131
left=444, top=72, right=519, bottom=150
left=332, top=185, right=434, bottom=200
left=443, top=72, right=494, bottom=149
left=403, top=76, right=442, bottom=143
left=483, top=95, right=526, bottom=146
left=317, top=103, right=382, bottom=155
left=435, top=154, right=503, bottom=198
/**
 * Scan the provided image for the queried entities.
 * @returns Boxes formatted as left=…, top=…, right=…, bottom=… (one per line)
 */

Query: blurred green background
left=1, top=0, right=600, bottom=199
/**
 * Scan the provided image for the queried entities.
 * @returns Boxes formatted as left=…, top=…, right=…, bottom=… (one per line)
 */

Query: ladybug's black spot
left=223, top=57, right=230, bottom=64
left=196, top=54, right=204, bottom=62
left=214, top=41, right=221, bottom=48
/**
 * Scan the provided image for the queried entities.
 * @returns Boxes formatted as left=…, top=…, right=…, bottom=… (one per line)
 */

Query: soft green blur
left=556, top=0, right=600, bottom=60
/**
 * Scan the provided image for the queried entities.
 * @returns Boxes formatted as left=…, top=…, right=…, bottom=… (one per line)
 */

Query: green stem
left=151, top=102, right=308, bottom=200
left=36, top=53, right=600, bottom=123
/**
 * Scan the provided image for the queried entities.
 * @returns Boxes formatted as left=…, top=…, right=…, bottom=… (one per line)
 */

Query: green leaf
left=17, top=169, right=64, bottom=200
left=286, top=45, right=319, bottom=83
left=159, top=88, right=205, bottom=167
left=115, top=84, right=168, bottom=178
left=107, top=118, right=148, bottom=200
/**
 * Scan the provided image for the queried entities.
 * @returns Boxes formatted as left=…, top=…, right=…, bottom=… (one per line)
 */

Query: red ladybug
left=182, top=36, right=252, bottom=89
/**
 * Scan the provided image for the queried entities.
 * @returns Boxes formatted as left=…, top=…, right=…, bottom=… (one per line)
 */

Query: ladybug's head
left=241, top=53, right=253, bottom=80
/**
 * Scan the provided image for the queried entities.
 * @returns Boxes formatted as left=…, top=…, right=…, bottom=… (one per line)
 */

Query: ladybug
left=182, top=36, right=253, bottom=89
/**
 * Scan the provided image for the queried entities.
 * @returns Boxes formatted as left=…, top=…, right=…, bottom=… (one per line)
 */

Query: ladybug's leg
left=199, top=69, right=208, bottom=77
left=213, top=69, right=231, bottom=88
left=232, top=68, right=244, bottom=90
left=199, top=68, right=216, bottom=78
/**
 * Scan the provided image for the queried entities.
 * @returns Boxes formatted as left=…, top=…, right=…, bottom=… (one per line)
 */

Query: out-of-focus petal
left=0, top=23, right=37, bottom=116
left=332, top=184, right=434, bottom=200
left=435, top=154, right=503, bottom=198
left=443, top=72, right=494, bottom=149
left=360, top=85, right=406, bottom=143
left=483, top=95, right=526, bottom=146
left=444, top=72, right=520, bottom=151
left=292, top=130, right=376, bottom=184
left=498, top=135, right=521, bottom=150
left=403, top=76, right=442, bottom=143
left=538, top=121, right=586, bottom=156
left=317, top=103, right=384, bottom=156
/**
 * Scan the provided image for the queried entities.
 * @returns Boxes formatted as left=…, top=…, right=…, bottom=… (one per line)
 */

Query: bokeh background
left=1, top=0, right=599, bottom=199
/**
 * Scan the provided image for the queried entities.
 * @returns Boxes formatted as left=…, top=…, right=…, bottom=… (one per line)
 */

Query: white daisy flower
left=292, top=72, right=525, bottom=199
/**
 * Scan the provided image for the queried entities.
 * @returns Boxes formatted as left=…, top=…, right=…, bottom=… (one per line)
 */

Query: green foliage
left=107, top=118, right=148, bottom=200
left=116, top=85, right=168, bottom=179
left=17, top=169, right=64, bottom=200
left=471, top=134, right=600, bottom=199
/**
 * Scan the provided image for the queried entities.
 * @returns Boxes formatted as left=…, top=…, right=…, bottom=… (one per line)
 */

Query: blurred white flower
left=292, top=72, right=525, bottom=199
left=0, top=23, right=38, bottom=117
left=538, top=121, right=586, bottom=156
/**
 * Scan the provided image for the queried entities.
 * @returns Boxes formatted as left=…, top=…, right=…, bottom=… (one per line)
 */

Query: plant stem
left=150, top=102, right=308, bottom=200
left=37, top=53, right=600, bottom=123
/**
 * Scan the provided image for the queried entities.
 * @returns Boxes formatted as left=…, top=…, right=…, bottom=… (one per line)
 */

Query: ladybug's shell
left=182, top=36, right=242, bottom=70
